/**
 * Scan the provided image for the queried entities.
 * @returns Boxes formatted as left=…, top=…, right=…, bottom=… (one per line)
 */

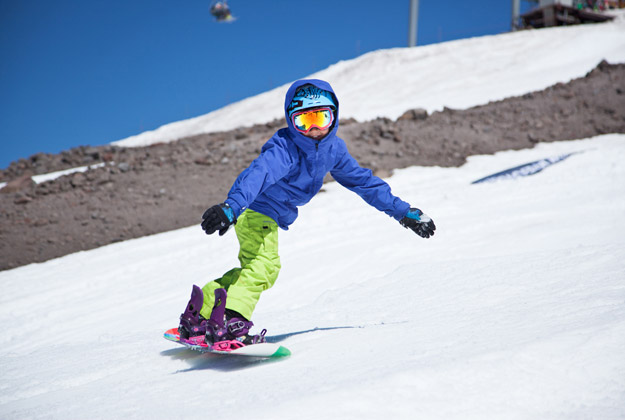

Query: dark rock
left=397, top=108, right=428, bottom=121
left=14, top=194, right=32, bottom=205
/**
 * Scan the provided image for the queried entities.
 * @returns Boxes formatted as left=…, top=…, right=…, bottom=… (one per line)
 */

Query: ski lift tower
left=408, top=0, right=419, bottom=47
left=512, top=0, right=522, bottom=30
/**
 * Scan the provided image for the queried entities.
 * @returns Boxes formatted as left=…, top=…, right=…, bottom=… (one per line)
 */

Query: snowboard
left=164, top=328, right=291, bottom=358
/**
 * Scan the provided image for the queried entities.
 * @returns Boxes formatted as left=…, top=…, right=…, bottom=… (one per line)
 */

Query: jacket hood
left=284, top=79, right=340, bottom=150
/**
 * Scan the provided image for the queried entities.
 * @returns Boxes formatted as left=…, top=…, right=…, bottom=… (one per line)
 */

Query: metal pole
left=511, top=0, right=521, bottom=30
left=408, top=0, right=419, bottom=47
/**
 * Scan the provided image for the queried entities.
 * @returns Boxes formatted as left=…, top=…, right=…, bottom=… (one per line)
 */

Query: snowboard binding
left=178, top=285, right=208, bottom=345
left=205, top=288, right=267, bottom=350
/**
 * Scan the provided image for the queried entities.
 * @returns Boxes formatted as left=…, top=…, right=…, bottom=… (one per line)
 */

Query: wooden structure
left=520, top=3, right=615, bottom=28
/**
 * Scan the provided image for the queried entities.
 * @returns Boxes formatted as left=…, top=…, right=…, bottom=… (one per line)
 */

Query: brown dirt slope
left=1, top=60, right=624, bottom=271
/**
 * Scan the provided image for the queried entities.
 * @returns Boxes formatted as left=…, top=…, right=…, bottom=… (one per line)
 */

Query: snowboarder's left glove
left=201, top=203, right=236, bottom=236
left=400, top=208, right=436, bottom=238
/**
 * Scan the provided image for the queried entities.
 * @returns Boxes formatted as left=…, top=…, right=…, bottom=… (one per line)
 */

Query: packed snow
left=2, top=17, right=625, bottom=420
left=112, top=14, right=625, bottom=148
left=1, top=134, right=624, bottom=419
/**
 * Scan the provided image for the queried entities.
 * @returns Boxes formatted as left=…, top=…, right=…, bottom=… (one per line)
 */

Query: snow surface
left=112, top=16, right=625, bottom=148
left=2, top=17, right=625, bottom=420
left=1, top=134, right=624, bottom=419
left=0, top=163, right=107, bottom=191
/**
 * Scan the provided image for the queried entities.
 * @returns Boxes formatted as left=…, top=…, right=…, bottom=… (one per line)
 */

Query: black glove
left=201, top=203, right=236, bottom=236
left=400, top=208, right=436, bottom=238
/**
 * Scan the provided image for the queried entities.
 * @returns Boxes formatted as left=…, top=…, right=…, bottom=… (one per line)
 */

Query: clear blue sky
left=0, top=0, right=530, bottom=169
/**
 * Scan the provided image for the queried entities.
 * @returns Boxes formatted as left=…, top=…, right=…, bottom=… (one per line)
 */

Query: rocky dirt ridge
left=1, top=60, right=624, bottom=271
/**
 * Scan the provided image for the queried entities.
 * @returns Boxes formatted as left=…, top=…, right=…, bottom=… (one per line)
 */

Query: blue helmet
left=287, top=84, right=337, bottom=118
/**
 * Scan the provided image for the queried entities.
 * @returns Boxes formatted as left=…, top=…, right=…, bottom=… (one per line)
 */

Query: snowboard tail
left=164, top=328, right=291, bottom=358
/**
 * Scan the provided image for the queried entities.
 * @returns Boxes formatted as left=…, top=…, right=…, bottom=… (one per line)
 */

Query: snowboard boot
left=205, top=288, right=267, bottom=351
left=178, top=285, right=208, bottom=345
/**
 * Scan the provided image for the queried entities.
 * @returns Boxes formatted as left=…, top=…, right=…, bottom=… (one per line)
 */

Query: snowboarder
left=178, top=79, right=436, bottom=350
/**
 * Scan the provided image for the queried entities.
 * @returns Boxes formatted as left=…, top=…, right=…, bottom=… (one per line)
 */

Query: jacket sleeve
left=330, top=143, right=410, bottom=221
left=225, top=137, right=293, bottom=217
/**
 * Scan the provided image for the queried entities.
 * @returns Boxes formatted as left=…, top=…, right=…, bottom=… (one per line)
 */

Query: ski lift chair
left=210, top=1, right=233, bottom=22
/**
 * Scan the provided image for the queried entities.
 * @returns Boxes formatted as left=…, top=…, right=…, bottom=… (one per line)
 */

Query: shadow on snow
left=160, top=323, right=402, bottom=372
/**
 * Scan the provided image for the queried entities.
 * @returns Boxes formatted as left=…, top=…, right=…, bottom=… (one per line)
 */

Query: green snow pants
left=199, top=209, right=281, bottom=321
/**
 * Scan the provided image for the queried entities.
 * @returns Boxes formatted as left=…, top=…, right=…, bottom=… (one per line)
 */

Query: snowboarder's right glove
left=201, top=203, right=236, bottom=236
left=400, top=208, right=436, bottom=239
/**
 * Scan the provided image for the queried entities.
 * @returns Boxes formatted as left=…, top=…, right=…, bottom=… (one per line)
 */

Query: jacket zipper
left=314, top=141, right=321, bottom=192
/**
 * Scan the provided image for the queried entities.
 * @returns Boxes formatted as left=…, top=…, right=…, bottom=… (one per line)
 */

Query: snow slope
left=1, top=134, right=624, bottom=419
left=113, top=16, right=625, bottom=148
left=2, top=15, right=625, bottom=419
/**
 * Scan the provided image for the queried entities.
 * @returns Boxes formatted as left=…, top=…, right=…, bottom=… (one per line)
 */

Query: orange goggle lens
left=292, top=107, right=334, bottom=134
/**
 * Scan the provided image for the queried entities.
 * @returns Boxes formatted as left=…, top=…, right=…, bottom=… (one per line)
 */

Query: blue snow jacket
left=224, top=79, right=411, bottom=230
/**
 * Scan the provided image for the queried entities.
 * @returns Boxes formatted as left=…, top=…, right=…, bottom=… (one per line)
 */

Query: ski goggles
left=291, top=107, right=334, bottom=134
